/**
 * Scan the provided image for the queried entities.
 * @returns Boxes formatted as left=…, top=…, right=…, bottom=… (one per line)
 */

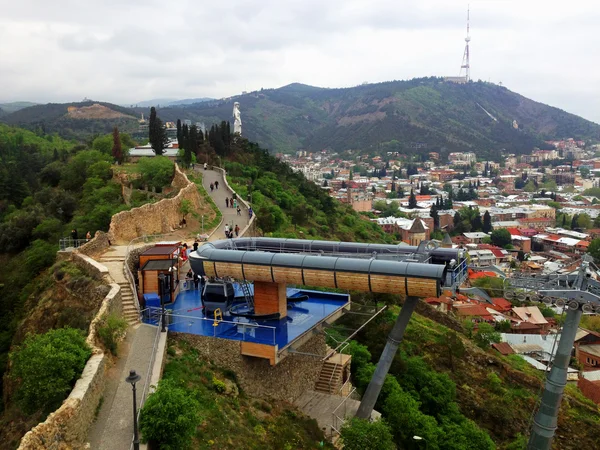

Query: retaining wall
left=108, top=165, right=215, bottom=244
left=18, top=254, right=122, bottom=450
left=171, top=332, right=326, bottom=402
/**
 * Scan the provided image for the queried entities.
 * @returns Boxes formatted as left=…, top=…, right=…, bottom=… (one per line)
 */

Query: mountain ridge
left=2, top=78, right=599, bottom=158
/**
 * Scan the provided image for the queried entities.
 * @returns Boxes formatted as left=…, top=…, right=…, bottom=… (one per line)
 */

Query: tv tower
left=460, top=6, right=471, bottom=82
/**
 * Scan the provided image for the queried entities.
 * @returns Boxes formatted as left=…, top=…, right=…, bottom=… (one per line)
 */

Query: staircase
left=118, top=281, right=140, bottom=325
left=315, top=356, right=344, bottom=395
left=97, top=248, right=140, bottom=325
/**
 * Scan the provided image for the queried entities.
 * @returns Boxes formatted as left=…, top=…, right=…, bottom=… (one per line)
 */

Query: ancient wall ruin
left=107, top=165, right=215, bottom=244
left=17, top=254, right=122, bottom=450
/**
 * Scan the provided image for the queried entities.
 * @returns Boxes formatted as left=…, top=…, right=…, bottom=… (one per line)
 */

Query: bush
left=97, top=314, right=128, bottom=355
left=137, top=156, right=175, bottom=191
left=139, top=379, right=201, bottom=450
left=10, top=327, right=91, bottom=413
left=212, top=376, right=226, bottom=393
left=474, top=323, right=501, bottom=349
left=340, top=417, right=395, bottom=450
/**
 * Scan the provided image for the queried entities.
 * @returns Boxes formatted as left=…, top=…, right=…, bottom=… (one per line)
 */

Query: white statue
left=233, top=102, right=242, bottom=135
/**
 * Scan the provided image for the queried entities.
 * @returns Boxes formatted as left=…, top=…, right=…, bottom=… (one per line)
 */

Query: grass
left=188, top=172, right=222, bottom=234
left=160, top=338, right=333, bottom=450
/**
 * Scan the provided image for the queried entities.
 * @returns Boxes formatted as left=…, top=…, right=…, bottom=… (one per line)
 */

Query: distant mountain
left=0, top=101, right=138, bottom=140
left=135, top=78, right=600, bottom=159
left=133, top=97, right=214, bottom=108
left=0, top=101, right=39, bottom=115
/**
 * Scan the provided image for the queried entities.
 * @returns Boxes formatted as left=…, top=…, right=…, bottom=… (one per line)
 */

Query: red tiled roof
left=468, top=269, right=498, bottom=279
left=507, top=228, right=522, bottom=236
left=490, top=298, right=512, bottom=312
left=492, top=342, right=515, bottom=355
left=454, top=304, right=494, bottom=320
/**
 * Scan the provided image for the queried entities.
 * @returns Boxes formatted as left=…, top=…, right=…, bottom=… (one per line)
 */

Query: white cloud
left=0, top=0, right=599, bottom=123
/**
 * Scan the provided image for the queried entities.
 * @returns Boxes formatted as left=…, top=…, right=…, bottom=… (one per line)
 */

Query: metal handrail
left=331, top=387, right=357, bottom=436
left=325, top=343, right=349, bottom=392
left=142, top=309, right=277, bottom=346
left=130, top=323, right=162, bottom=450
left=59, top=237, right=91, bottom=251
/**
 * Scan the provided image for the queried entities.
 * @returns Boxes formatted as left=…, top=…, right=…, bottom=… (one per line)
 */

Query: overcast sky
left=1, top=0, right=599, bottom=123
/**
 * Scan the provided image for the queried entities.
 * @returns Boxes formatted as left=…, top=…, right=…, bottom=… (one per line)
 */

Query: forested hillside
left=0, top=101, right=138, bottom=140
left=0, top=124, right=150, bottom=413
left=133, top=78, right=600, bottom=159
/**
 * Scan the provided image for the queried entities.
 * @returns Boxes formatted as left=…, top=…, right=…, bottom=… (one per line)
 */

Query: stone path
left=200, top=168, right=251, bottom=241
left=87, top=324, right=159, bottom=450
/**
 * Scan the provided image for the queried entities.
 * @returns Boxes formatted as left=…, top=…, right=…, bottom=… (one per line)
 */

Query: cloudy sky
left=1, top=0, right=599, bottom=123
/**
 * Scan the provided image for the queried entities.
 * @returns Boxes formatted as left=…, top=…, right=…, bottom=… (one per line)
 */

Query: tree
left=408, top=189, right=417, bottom=209
left=472, top=213, right=483, bottom=232
left=340, top=418, right=395, bottom=450
left=111, top=126, right=123, bottom=164
left=149, top=106, right=169, bottom=155
left=138, top=156, right=175, bottom=191
left=139, top=379, right=201, bottom=450
left=179, top=199, right=192, bottom=222
left=491, top=228, right=512, bottom=248
left=453, top=210, right=462, bottom=231
left=482, top=210, right=492, bottom=233
left=571, top=213, right=579, bottom=230
left=10, top=327, right=91, bottom=413
left=176, top=119, right=182, bottom=148
left=444, top=330, right=465, bottom=371
left=588, top=238, right=600, bottom=263
left=578, top=213, right=592, bottom=229
left=474, top=323, right=501, bottom=349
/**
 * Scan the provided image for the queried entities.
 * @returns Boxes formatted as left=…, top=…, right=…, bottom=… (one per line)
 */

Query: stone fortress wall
left=17, top=253, right=122, bottom=450
left=107, top=164, right=215, bottom=244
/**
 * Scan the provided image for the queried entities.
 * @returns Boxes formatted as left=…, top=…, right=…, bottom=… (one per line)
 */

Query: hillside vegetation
left=0, top=101, right=138, bottom=140
left=131, top=78, right=600, bottom=159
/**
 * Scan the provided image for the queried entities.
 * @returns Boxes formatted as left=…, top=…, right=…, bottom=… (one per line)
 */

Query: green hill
left=142, top=78, right=600, bottom=159
left=1, top=101, right=138, bottom=140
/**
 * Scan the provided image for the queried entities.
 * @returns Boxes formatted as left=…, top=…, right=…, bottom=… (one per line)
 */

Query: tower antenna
left=460, top=6, right=471, bottom=82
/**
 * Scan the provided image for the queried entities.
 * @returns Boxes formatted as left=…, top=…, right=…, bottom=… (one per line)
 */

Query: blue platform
left=143, top=284, right=349, bottom=349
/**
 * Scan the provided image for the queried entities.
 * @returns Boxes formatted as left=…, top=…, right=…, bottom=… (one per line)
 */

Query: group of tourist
left=224, top=223, right=240, bottom=239
left=209, top=180, right=219, bottom=192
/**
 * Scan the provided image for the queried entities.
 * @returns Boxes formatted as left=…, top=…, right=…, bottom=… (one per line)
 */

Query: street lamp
left=125, top=370, right=142, bottom=450
left=157, top=273, right=167, bottom=332
left=413, top=435, right=427, bottom=449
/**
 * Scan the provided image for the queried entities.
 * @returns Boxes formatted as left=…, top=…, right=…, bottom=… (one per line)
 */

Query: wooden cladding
left=254, top=281, right=287, bottom=317
left=241, top=341, right=278, bottom=366
left=203, top=261, right=439, bottom=299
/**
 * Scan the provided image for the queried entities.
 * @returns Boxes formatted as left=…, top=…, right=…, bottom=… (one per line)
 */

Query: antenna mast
left=460, top=6, right=471, bottom=82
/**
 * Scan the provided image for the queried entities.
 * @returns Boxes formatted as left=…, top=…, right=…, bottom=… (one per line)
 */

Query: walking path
left=200, top=168, right=251, bottom=241
left=85, top=167, right=252, bottom=449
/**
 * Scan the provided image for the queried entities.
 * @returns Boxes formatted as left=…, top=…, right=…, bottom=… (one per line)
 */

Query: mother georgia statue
left=233, top=102, right=242, bottom=135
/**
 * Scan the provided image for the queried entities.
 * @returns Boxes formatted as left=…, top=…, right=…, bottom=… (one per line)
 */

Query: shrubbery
left=97, top=314, right=128, bottom=355
left=139, top=379, right=201, bottom=450
left=10, top=327, right=91, bottom=413
left=340, top=417, right=395, bottom=450
left=137, top=156, right=174, bottom=191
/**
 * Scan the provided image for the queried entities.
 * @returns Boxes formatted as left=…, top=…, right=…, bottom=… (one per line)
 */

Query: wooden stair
left=315, top=359, right=344, bottom=395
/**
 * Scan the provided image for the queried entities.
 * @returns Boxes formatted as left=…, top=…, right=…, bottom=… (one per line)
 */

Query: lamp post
left=157, top=273, right=166, bottom=332
left=413, top=435, right=427, bottom=449
left=125, top=370, right=142, bottom=450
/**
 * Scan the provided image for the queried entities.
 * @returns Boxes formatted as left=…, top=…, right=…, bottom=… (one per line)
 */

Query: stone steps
left=315, top=358, right=344, bottom=395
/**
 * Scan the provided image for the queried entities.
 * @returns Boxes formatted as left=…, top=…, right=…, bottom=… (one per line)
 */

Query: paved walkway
left=87, top=324, right=159, bottom=450
left=199, top=168, right=251, bottom=241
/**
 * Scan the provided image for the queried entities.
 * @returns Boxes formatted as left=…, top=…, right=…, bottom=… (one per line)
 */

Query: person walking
left=204, top=162, right=207, bottom=170
left=248, top=207, right=253, bottom=219
left=233, top=198, right=237, bottom=209
left=210, top=183, right=214, bottom=192
left=237, top=206, right=241, bottom=216
left=226, top=198, right=229, bottom=208
left=71, top=229, right=78, bottom=241
left=230, top=197, right=234, bottom=208
left=235, top=224, right=240, bottom=237
left=224, top=223, right=230, bottom=236
left=215, top=180, right=219, bottom=189
left=86, top=231, right=92, bottom=240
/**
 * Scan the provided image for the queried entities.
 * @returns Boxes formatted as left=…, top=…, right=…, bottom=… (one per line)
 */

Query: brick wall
left=578, top=377, right=600, bottom=405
